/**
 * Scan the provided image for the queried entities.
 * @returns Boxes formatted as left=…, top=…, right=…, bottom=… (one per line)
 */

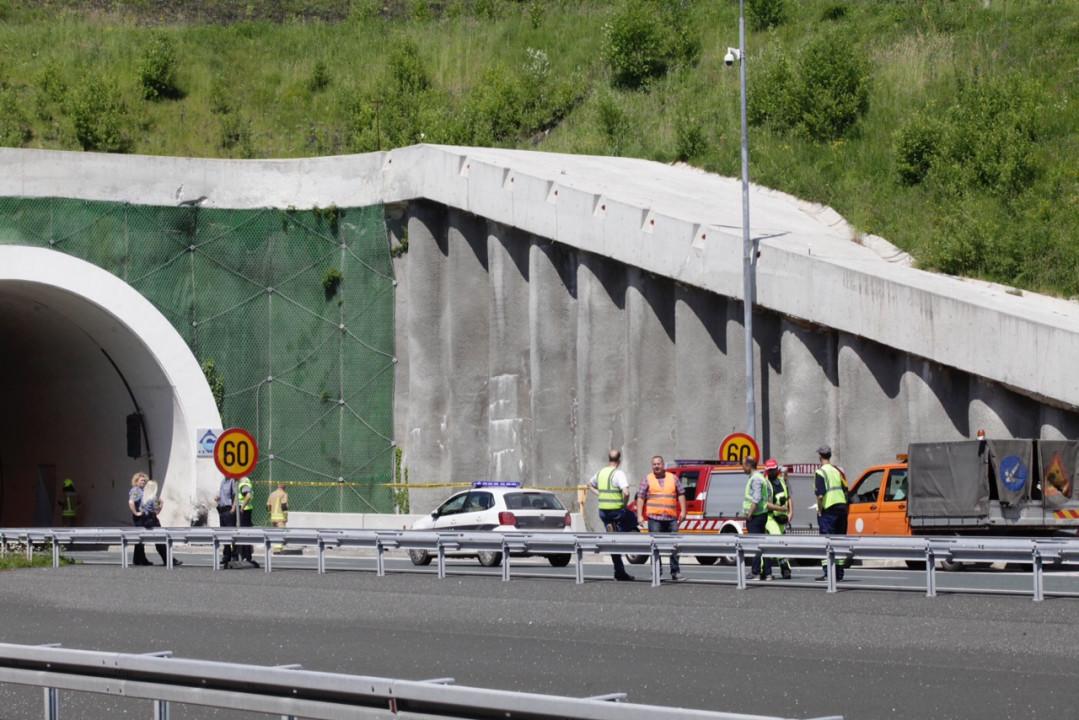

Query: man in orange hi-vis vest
left=636, top=455, right=686, bottom=582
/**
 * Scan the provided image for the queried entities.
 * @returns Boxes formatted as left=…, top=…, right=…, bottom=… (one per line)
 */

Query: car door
left=432, top=492, right=469, bottom=529
left=847, top=469, right=884, bottom=535
left=877, top=469, right=912, bottom=536
left=455, top=491, right=496, bottom=530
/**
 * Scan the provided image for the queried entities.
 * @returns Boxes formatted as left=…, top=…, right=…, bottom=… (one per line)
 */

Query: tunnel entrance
left=0, top=247, right=222, bottom=527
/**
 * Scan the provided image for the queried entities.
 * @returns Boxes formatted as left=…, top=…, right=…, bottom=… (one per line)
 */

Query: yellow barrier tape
left=251, top=479, right=585, bottom=492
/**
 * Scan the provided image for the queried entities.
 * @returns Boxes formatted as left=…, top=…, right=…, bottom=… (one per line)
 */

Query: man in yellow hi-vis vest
left=587, top=450, right=635, bottom=582
left=235, top=476, right=258, bottom=568
left=58, top=478, right=80, bottom=527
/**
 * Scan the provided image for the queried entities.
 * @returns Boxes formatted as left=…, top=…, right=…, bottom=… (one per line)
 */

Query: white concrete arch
left=0, top=245, right=222, bottom=527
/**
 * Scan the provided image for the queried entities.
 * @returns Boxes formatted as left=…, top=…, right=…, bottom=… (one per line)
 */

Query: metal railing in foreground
left=0, top=643, right=839, bottom=720
left=2, top=526, right=1078, bottom=601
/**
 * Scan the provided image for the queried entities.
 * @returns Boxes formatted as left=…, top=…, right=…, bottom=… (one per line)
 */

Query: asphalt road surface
left=0, top=556, right=1077, bottom=720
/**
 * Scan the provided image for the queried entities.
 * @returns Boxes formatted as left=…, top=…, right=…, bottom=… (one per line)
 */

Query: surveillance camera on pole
left=724, top=47, right=742, bottom=67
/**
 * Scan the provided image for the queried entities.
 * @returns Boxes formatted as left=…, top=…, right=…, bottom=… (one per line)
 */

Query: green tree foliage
left=603, top=0, right=700, bottom=90
left=69, top=76, right=132, bottom=152
left=139, top=34, right=182, bottom=100
left=0, top=87, right=32, bottom=146
left=747, top=0, right=786, bottom=31
left=749, top=34, right=869, bottom=142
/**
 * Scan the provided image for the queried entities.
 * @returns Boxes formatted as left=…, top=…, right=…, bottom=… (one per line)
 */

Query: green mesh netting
left=0, top=197, right=396, bottom=524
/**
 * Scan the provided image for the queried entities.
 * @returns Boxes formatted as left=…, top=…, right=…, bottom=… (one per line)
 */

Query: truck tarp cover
left=909, top=441, right=988, bottom=518
left=988, top=439, right=1035, bottom=506
left=1039, top=441, right=1079, bottom=507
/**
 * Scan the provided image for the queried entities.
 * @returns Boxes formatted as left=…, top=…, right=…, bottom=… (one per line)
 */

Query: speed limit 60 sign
left=718, top=432, right=760, bottom=465
left=214, top=427, right=259, bottom=478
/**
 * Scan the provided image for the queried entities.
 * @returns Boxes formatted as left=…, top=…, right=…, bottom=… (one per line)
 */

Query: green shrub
left=603, top=0, right=699, bottom=90
left=69, top=76, right=132, bottom=152
left=139, top=34, right=182, bottom=100
left=894, top=113, right=942, bottom=185
left=596, top=92, right=629, bottom=154
left=747, top=0, right=786, bottom=31
left=794, top=34, right=870, bottom=141
left=219, top=112, right=253, bottom=156
left=308, top=60, right=330, bottom=93
left=527, top=0, right=545, bottom=28
left=674, top=109, right=707, bottom=161
left=201, top=359, right=225, bottom=413
left=820, top=3, right=847, bottom=22
left=746, top=49, right=797, bottom=129
left=208, top=73, right=232, bottom=115
left=0, top=87, right=33, bottom=146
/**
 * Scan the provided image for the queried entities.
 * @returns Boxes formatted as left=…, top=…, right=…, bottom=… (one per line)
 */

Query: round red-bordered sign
left=718, top=432, right=761, bottom=465
left=214, top=427, right=259, bottom=478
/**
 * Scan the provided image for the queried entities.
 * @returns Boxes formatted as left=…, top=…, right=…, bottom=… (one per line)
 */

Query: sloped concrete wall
left=397, top=203, right=1079, bottom=511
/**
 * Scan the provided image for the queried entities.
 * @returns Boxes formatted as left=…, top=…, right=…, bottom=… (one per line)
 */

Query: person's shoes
left=133, top=559, right=153, bottom=566
left=170, top=559, right=183, bottom=567
left=614, top=573, right=636, bottom=582
left=760, top=574, right=774, bottom=582
left=669, top=572, right=681, bottom=582
left=815, top=572, right=829, bottom=581
left=781, top=567, right=792, bottom=580
left=247, top=559, right=260, bottom=568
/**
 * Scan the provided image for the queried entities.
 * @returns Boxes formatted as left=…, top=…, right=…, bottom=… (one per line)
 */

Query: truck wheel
left=718, top=527, right=740, bottom=565
left=626, top=554, right=648, bottom=565
left=546, top=554, right=571, bottom=567
left=409, top=549, right=432, bottom=566
left=477, top=551, right=503, bottom=567
left=695, top=556, right=718, bottom=566
left=939, top=559, right=963, bottom=572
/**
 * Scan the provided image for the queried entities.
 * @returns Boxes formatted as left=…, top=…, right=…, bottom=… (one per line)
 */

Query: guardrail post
left=121, top=536, right=129, bottom=569
left=51, top=534, right=60, bottom=569
left=436, top=542, right=446, bottom=579
left=317, top=539, right=326, bottom=575
left=153, top=699, right=170, bottom=720
left=501, top=540, right=510, bottom=582
left=27, top=537, right=34, bottom=564
left=212, top=537, right=220, bottom=571
left=375, top=538, right=385, bottom=577
left=826, top=545, right=837, bottom=593
left=650, top=541, right=661, bottom=588
left=1033, top=549, right=1044, bottom=602
left=166, top=537, right=174, bottom=570
left=574, top=542, right=585, bottom=585
left=43, top=687, right=59, bottom=720
left=265, top=539, right=273, bottom=574
left=925, top=546, right=936, bottom=598
left=735, top=540, right=747, bottom=590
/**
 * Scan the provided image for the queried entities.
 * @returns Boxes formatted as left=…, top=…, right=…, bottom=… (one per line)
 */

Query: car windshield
left=504, top=492, right=564, bottom=510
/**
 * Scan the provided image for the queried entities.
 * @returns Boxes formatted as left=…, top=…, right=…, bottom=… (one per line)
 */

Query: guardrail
left=0, top=643, right=838, bottom=720
left=2, top=526, right=1077, bottom=601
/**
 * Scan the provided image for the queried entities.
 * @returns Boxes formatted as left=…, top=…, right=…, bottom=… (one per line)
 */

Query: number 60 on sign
left=214, top=427, right=259, bottom=478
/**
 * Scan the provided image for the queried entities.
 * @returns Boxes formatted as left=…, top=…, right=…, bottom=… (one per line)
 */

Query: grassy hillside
left=0, top=0, right=1076, bottom=296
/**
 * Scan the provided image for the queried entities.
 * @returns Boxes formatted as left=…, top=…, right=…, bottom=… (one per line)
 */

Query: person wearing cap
left=814, top=445, right=849, bottom=581
left=742, top=457, right=786, bottom=580
left=58, top=478, right=80, bottom=527
left=763, top=459, right=792, bottom=580
left=588, top=449, right=635, bottom=582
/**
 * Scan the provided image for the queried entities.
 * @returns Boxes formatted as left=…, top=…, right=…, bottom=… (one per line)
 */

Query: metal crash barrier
left=0, top=643, right=839, bottom=720
left=2, top=526, right=1078, bottom=601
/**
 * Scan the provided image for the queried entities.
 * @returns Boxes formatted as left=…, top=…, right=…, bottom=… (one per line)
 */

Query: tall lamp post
left=725, top=0, right=756, bottom=441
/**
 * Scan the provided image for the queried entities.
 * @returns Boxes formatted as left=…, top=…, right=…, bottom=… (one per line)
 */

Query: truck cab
left=846, top=460, right=912, bottom=536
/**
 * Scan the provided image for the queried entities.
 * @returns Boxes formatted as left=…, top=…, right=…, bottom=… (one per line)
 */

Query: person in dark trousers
left=235, top=476, right=258, bottom=568
left=742, top=456, right=784, bottom=581
left=214, top=476, right=237, bottom=567
left=127, top=472, right=180, bottom=567
left=814, top=445, right=849, bottom=581
left=588, top=449, right=635, bottom=582
left=636, top=455, right=686, bottom=582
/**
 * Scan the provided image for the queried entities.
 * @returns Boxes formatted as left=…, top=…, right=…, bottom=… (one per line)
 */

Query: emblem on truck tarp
left=999, top=455, right=1028, bottom=493
left=1043, top=453, right=1072, bottom=499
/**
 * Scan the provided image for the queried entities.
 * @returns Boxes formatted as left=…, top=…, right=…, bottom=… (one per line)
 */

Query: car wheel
left=409, top=549, right=432, bottom=566
left=477, top=551, right=503, bottom=567
left=939, top=559, right=963, bottom=572
left=695, top=556, right=718, bottom=566
left=718, top=526, right=740, bottom=565
left=546, top=554, right=571, bottom=567
left=626, top=554, right=648, bottom=565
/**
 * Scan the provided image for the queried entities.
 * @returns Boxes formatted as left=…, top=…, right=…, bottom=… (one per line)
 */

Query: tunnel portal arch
left=0, top=246, right=222, bottom=527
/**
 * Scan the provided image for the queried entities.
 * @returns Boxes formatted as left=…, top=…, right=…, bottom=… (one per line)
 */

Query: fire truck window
left=680, top=471, right=700, bottom=501
left=851, top=471, right=883, bottom=504
left=884, top=471, right=908, bottom=502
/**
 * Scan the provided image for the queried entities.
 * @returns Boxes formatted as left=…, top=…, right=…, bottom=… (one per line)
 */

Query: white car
left=409, top=482, right=573, bottom=567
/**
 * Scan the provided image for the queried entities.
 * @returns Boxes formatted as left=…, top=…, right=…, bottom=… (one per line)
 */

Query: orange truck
left=847, top=439, right=1079, bottom=538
